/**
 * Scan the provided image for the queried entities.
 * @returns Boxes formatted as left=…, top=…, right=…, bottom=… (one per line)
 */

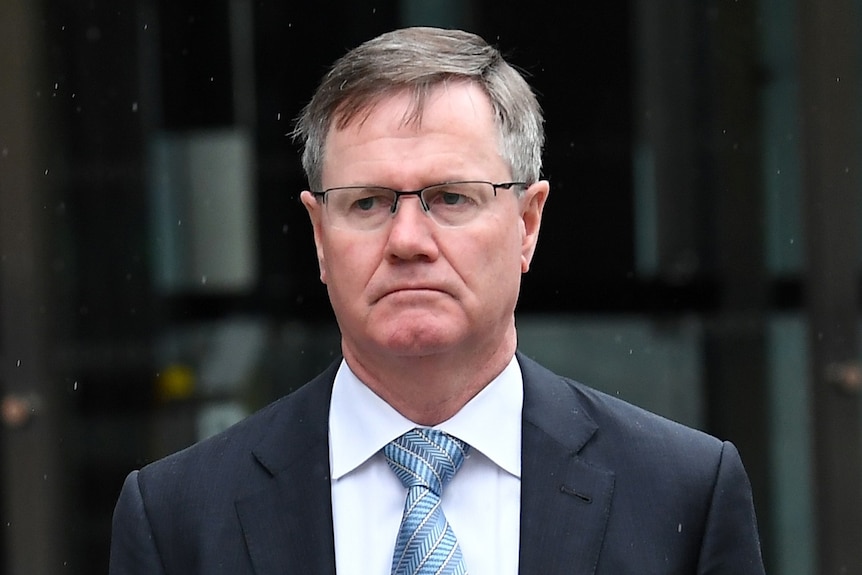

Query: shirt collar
left=329, top=356, right=523, bottom=480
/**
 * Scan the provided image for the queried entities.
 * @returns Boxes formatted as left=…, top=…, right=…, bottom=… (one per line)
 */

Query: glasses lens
left=422, top=182, right=494, bottom=227
left=325, top=187, right=395, bottom=230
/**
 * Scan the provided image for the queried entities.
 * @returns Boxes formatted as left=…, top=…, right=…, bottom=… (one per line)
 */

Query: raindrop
left=16, top=359, right=21, bottom=367
left=201, top=275, right=208, bottom=285
left=282, top=224, right=289, bottom=234
left=131, top=101, right=138, bottom=112
left=44, top=168, right=50, bottom=175
left=73, top=381, right=78, bottom=391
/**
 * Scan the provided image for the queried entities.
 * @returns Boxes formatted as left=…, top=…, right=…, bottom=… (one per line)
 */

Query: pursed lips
left=373, top=284, right=452, bottom=303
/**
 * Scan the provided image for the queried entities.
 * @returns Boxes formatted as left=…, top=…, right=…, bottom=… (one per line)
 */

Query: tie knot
left=383, top=428, right=469, bottom=495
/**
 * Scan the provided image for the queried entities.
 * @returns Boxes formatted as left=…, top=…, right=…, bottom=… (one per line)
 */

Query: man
left=109, top=27, right=765, bottom=574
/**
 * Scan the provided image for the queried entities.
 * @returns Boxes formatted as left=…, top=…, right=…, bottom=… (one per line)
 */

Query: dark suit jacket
left=109, top=353, right=765, bottom=574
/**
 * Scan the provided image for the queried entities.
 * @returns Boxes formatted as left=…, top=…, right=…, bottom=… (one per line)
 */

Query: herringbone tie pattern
left=383, top=428, right=470, bottom=575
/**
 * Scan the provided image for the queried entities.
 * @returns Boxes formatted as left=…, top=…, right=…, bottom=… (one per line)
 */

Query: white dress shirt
left=329, top=356, right=523, bottom=575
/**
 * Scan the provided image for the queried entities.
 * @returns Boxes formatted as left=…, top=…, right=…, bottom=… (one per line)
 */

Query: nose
left=384, top=195, right=439, bottom=261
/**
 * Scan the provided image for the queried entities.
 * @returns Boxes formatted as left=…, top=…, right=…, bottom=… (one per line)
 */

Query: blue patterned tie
left=383, top=428, right=470, bottom=575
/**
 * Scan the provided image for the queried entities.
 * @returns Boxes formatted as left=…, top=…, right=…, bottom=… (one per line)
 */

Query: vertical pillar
left=635, top=3, right=771, bottom=564
left=633, top=0, right=706, bottom=280
left=0, top=0, right=65, bottom=573
left=797, top=0, right=862, bottom=571
left=701, top=1, right=771, bottom=557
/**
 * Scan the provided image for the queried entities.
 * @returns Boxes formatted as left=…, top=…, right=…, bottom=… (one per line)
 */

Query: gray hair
left=293, top=27, right=544, bottom=191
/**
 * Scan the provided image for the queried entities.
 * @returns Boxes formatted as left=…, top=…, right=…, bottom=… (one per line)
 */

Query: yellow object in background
left=156, top=364, right=195, bottom=402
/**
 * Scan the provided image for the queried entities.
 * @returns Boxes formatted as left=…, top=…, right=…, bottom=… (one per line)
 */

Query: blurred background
left=1, top=0, right=861, bottom=573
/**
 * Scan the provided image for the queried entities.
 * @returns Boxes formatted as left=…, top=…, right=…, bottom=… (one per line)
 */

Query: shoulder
left=135, top=361, right=336, bottom=496
left=574, top=376, right=720, bottom=452
left=110, top=364, right=338, bottom=570
left=520, top=357, right=764, bottom=572
left=518, top=351, right=727, bottom=472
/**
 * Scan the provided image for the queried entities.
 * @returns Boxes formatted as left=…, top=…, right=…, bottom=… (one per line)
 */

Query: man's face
left=301, top=82, right=548, bottom=365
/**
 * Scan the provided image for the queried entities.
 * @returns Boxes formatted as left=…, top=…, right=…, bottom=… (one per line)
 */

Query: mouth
left=375, top=286, right=450, bottom=303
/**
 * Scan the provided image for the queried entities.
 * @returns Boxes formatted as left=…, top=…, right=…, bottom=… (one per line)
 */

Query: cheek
left=457, top=226, right=524, bottom=288
left=321, top=236, right=377, bottom=292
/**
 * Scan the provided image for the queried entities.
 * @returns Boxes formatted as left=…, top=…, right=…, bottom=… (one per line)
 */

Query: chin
left=380, top=332, right=457, bottom=357
left=373, top=320, right=465, bottom=358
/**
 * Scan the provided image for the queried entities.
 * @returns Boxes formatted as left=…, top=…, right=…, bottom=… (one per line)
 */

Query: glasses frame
left=311, top=180, right=528, bottom=227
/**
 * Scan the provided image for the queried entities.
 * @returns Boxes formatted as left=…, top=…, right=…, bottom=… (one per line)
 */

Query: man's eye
left=441, top=192, right=468, bottom=205
left=427, top=188, right=475, bottom=208
left=355, top=196, right=377, bottom=211
left=349, top=192, right=392, bottom=212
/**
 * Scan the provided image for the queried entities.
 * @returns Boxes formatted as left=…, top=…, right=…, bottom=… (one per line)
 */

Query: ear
left=520, top=180, right=549, bottom=273
left=300, top=190, right=328, bottom=284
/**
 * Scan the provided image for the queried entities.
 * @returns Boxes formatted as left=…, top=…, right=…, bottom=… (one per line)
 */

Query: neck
left=343, top=331, right=517, bottom=426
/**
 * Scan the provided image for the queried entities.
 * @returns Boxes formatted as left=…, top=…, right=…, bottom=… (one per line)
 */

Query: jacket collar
left=236, top=362, right=339, bottom=575
left=517, top=352, right=614, bottom=575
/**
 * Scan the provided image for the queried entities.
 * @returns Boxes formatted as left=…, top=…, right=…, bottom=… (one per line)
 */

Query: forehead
left=322, top=82, right=506, bottom=183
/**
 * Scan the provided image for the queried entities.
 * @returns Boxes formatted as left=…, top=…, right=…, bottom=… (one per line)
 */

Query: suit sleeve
left=109, top=471, right=167, bottom=575
left=698, top=442, right=766, bottom=575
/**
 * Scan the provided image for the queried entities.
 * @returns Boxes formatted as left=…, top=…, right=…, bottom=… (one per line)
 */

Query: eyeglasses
left=311, top=181, right=527, bottom=231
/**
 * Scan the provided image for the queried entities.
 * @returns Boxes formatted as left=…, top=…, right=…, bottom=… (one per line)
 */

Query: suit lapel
left=517, top=353, right=615, bottom=575
left=235, top=364, right=339, bottom=575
